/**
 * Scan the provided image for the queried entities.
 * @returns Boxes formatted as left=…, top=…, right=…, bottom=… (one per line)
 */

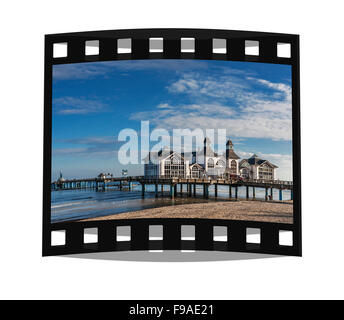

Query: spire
left=226, top=139, right=240, bottom=160
left=57, top=170, right=65, bottom=182
left=204, top=137, right=211, bottom=145
left=226, top=139, right=233, bottom=149
left=203, top=137, right=214, bottom=157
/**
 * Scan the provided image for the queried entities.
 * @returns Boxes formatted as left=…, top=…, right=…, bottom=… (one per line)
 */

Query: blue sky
left=52, top=59, right=292, bottom=180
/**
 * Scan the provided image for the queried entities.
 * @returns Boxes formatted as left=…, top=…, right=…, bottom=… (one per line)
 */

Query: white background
left=1, top=0, right=343, bottom=300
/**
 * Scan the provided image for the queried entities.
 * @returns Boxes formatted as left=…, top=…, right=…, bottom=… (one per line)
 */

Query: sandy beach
left=79, top=200, right=293, bottom=224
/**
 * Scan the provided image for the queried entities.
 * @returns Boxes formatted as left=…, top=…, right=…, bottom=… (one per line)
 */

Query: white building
left=144, top=138, right=278, bottom=180
left=239, top=154, right=278, bottom=180
left=224, top=139, right=241, bottom=177
left=144, top=147, right=190, bottom=178
left=200, top=137, right=227, bottom=177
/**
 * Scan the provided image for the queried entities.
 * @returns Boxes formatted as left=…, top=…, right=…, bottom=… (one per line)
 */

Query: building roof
left=145, top=149, right=187, bottom=163
left=227, top=148, right=240, bottom=160
left=190, top=163, right=205, bottom=170
left=239, top=154, right=278, bottom=168
left=57, top=171, right=65, bottom=182
left=226, top=139, right=233, bottom=147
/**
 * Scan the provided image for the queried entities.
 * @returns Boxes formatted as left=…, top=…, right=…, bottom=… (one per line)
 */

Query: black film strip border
left=43, top=29, right=301, bottom=257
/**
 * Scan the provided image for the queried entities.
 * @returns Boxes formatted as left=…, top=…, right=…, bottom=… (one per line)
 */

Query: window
left=230, top=160, right=237, bottom=174
left=164, top=155, right=185, bottom=178
left=217, top=159, right=225, bottom=167
left=241, top=168, right=249, bottom=178
left=208, top=158, right=214, bottom=168
left=191, top=166, right=201, bottom=178
left=258, top=164, right=273, bottom=180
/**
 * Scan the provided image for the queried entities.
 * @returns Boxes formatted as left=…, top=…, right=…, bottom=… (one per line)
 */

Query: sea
left=51, top=184, right=292, bottom=223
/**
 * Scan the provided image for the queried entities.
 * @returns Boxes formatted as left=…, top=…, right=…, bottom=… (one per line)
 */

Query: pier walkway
left=51, top=176, right=293, bottom=201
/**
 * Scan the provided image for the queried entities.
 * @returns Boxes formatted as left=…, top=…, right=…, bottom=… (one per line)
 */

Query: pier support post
left=270, top=187, right=274, bottom=200
left=180, top=184, right=183, bottom=196
left=265, top=187, right=268, bottom=201
left=253, top=187, right=256, bottom=198
left=215, top=184, right=218, bottom=197
left=229, top=185, right=232, bottom=198
left=119, top=181, right=122, bottom=190
left=170, top=184, right=175, bottom=199
left=161, top=184, right=164, bottom=194
left=193, top=183, right=196, bottom=197
left=174, top=184, right=177, bottom=197
left=291, top=189, right=293, bottom=200
left=235, top=186, right=238, bottom=199
left=279, top=189, right=283, bottom=201
left=246, top=186, right=249, bottom=199
left=155, top=182, right=158, bottom=197
left=203, top=185, right=209, bottom=199
left=141, top=183, right=145, bottom=197
left=129, top=181, right=132, bottom=191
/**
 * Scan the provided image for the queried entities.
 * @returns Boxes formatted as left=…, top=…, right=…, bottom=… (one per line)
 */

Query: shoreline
left=78, top=199, right=293, bottom=224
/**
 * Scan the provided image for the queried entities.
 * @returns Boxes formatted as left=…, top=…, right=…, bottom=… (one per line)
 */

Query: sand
left=79, top=200, right=293, bottom=224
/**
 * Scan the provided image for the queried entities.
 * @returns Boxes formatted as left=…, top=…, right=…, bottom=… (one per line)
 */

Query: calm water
left=51, top=184, right=292, bottom=223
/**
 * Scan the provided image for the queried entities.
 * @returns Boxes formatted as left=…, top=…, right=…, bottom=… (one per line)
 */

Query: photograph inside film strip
left=43, top=29, right=301, bottom=257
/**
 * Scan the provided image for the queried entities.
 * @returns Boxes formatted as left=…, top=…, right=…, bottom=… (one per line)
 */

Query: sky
left=52, top=59, right=293, bottom=181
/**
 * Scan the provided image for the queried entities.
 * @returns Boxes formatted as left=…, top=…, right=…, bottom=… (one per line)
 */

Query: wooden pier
left=51, top=176, right=293, bottom=201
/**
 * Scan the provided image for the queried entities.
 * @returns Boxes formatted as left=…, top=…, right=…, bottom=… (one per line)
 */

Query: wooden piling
left=170, top=184, right=175, bottom=198
left=203, top=184, right=209, bottom=199
left=155, top=182, right=158, bottom=197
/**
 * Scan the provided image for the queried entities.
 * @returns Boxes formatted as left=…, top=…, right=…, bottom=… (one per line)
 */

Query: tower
left=225, top=139, right=240, bottom=175
left=226, top=139, right=233, bottom=161
left=203, top=137, right=212, bottom=157
left=203, top=137, right=214, bottom=169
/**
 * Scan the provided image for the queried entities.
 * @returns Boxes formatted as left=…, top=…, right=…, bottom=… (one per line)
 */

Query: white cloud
left=53, top=60, right=209, bottom=80
left=53, top=136, right=119, bottom=157
left=131, top=102, right=292, bottom=141
left=53, top=97, right=107, bottom=115
left=157, top=74, right=293, bottom=140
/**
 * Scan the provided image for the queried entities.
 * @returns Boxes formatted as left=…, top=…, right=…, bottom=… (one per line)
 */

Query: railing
left=52, top=175, right=293, bottom=186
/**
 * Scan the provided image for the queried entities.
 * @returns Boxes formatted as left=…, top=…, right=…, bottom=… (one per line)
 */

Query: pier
left=51, top=176, right=293, bottom=201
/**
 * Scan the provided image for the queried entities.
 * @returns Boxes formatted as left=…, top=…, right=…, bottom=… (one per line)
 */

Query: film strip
left=43, top=29, right=301, bottom=257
